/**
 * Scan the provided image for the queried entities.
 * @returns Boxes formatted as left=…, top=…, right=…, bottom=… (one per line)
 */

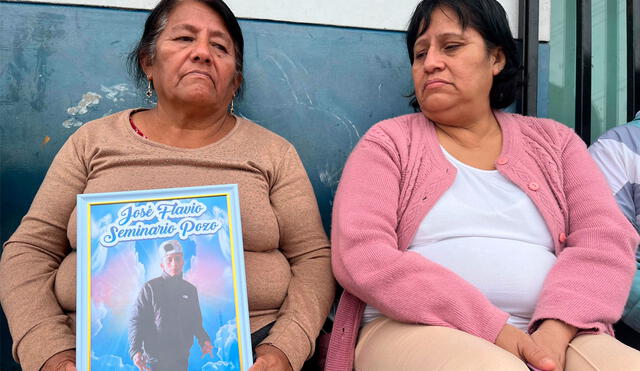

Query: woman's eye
left=414, top=51, right=427, bottom=60
left=175, top=36, right=193, bottom=42
left=444, top=44, right=461, bottom=51
left=211, top=43, right=228, bottom=53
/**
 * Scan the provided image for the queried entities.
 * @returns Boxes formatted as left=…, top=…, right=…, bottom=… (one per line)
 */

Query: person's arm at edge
left=0, top=133, right=88, bottom=371
left=623, top=269, right=640, bottom=332
left=589, top=127, right=640, bottom=333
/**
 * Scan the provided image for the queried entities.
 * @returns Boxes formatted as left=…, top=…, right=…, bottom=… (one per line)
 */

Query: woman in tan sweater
left=0, top=0, right=334, bottom=370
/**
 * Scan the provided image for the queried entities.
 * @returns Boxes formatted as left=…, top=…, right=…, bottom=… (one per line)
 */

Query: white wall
left=11, top=0, right=551, bottom=41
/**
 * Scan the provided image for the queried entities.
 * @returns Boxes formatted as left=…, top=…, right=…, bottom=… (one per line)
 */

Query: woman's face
left=411, top=7, right=505, bottom=122
left=143, top=0, right=240, bottom=111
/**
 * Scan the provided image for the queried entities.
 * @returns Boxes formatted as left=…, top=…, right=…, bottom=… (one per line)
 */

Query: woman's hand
left=529, top=319, right=578, bottom=371
left=495, top=324, right=556, bottom=371
left=57, top=361, right=77, bottom=371
left=41, top=350, right=77, bottom=371
left=249, top=344, right=293, bottom=371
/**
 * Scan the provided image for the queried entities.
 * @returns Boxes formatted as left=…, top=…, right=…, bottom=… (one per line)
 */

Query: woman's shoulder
left=54, top=109, right=132, bottom=155
left=498, top=111, right=577, bottom=147
left=233, top=116, right=296, bottom=155
left=68, top=109, right=132, bottom=140
left=235, top=116, right=289, bottom=142
left=367, top=112, right=428, bottom=136
left=360, top=112, right=430, bottom=148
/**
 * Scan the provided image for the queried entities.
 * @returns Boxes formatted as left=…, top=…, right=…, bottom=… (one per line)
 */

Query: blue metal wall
left=0, top=2, right=550, bottom=369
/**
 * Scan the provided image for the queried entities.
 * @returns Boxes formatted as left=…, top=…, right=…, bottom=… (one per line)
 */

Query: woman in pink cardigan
left=326, top=0, right=640, bottom=370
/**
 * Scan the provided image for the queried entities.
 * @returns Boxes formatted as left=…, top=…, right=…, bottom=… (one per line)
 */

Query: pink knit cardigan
left=325, top=111, right=639, bottom=370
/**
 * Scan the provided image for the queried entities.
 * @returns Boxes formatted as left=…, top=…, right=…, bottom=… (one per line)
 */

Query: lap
left=566, top=333, right=640, bottom=371
left=355, top=318, right=640, bottom=371
left=355, top=317, right=528, bottom=371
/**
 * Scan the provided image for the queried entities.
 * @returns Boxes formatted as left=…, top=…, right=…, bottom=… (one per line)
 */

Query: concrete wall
left=11, top=0, right=552, bottom=39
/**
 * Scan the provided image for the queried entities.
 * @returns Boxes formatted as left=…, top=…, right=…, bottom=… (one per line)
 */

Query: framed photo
left=76, top=184, right=252, bottom=371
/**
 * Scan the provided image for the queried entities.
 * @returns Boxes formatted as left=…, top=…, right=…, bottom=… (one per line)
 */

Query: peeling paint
left=318, top=165, right=342, bottom=188
left=61, top=83, right=141, bottom=128
left=67, top=92, right=101, bottom=115
left=100, top=83, right=135, bottom=103
left=62, top=117, right=84, bottom=128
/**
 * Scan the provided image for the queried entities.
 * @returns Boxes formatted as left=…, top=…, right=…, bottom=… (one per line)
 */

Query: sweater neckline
left=422, top=110, right=522, bottom=170
left=121, top=108, right=242, bottom=152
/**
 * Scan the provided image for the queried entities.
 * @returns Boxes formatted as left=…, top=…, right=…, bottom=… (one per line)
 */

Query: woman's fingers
left=519, top=338, right=556, bottom=371
left=248, top=357, right=267, bottom=371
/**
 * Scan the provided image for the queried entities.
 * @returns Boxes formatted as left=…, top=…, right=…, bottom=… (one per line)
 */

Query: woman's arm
left=0, top=134, right=88, bottom=371
left=331, top=127, right=509, bottom=343
left=530, top=127, right=639, bottom=333
left=257, top=145, right=335, bottom=371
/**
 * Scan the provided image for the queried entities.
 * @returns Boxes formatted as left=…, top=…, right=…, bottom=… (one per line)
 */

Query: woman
left=326, top=1, right=640, bottom=370
left=0, top=1, right=334, bottom=370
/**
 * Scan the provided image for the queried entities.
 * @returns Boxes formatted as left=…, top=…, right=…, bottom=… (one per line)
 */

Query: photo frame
left=76, top=184, right=252, bottom=371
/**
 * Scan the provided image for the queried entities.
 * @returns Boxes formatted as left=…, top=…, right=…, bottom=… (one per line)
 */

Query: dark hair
left=127, top=0, right=244, bottom=90
left=406, top=0, right=521, bottom=110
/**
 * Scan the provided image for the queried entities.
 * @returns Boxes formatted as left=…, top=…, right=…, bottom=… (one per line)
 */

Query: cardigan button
left=496, top=157, right=509, bottom=165
left=528, top=182, right=540, bottom=191
left=559, top=232, right=567, bottom=243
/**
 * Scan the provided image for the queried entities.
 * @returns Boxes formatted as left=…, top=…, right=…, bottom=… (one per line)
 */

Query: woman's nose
left=423, top=50, right=444, bottom=72
left=191, top=38, right=212, bottom=64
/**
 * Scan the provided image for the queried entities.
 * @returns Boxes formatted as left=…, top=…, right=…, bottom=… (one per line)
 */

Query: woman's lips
left=184, top=70, right=213, bottom=82
left=424, top=79, right=451, bottom=90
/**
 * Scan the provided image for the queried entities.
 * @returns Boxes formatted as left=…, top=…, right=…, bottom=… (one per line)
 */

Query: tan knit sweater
left=0, top=109, right=335, bottom=371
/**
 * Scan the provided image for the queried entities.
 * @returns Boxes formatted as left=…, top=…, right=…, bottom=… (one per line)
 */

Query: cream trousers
left=355, top=318, right=640, bottom=371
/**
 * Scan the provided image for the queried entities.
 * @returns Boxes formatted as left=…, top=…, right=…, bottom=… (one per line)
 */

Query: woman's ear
left=492, top=47, right=506, bottom=76
left=141, top=53, right=153, bottom=80
left=233, top=72, right=243, bottom=93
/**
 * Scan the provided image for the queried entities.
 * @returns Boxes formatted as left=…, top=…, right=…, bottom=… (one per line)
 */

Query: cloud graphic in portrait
left=202, top=360, right=236, bottom=371
left=222, top=266, right=233, bottom=285
left=91, top=242, right=146, bottom=329
left=91, top=352, right=138, bottom=370
left=91, top=213, right=113, bottom=273
left=196, top=205, right=227, bottom=240
left=214, top=320, right=239, bottom=361
left=211, top=206, right=231, bottom=261
left=217, top=226, right=231, bottom=262
left=211, top=206, right=229, bottom=227
left=91, top=301, right=108, bottom=337
left=184, top=238, right=226, bottom=299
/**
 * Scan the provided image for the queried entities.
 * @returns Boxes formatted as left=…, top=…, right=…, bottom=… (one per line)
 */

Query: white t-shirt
left=363, top=147, right=556, bottom=331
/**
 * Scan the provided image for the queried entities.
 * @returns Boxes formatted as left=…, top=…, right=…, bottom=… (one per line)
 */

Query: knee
left=567, top=334, right=640, bottom=371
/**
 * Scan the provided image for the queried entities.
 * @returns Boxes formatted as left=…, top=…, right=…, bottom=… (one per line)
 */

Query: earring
left=230, top=97, right=235, bottom=114
left=146, top=79, right=153, bottom=98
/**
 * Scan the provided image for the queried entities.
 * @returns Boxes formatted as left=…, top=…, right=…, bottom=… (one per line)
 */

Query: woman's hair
left=406, top=0, right=521, bottom=110
left=127, top=0, right=244, bottom=89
